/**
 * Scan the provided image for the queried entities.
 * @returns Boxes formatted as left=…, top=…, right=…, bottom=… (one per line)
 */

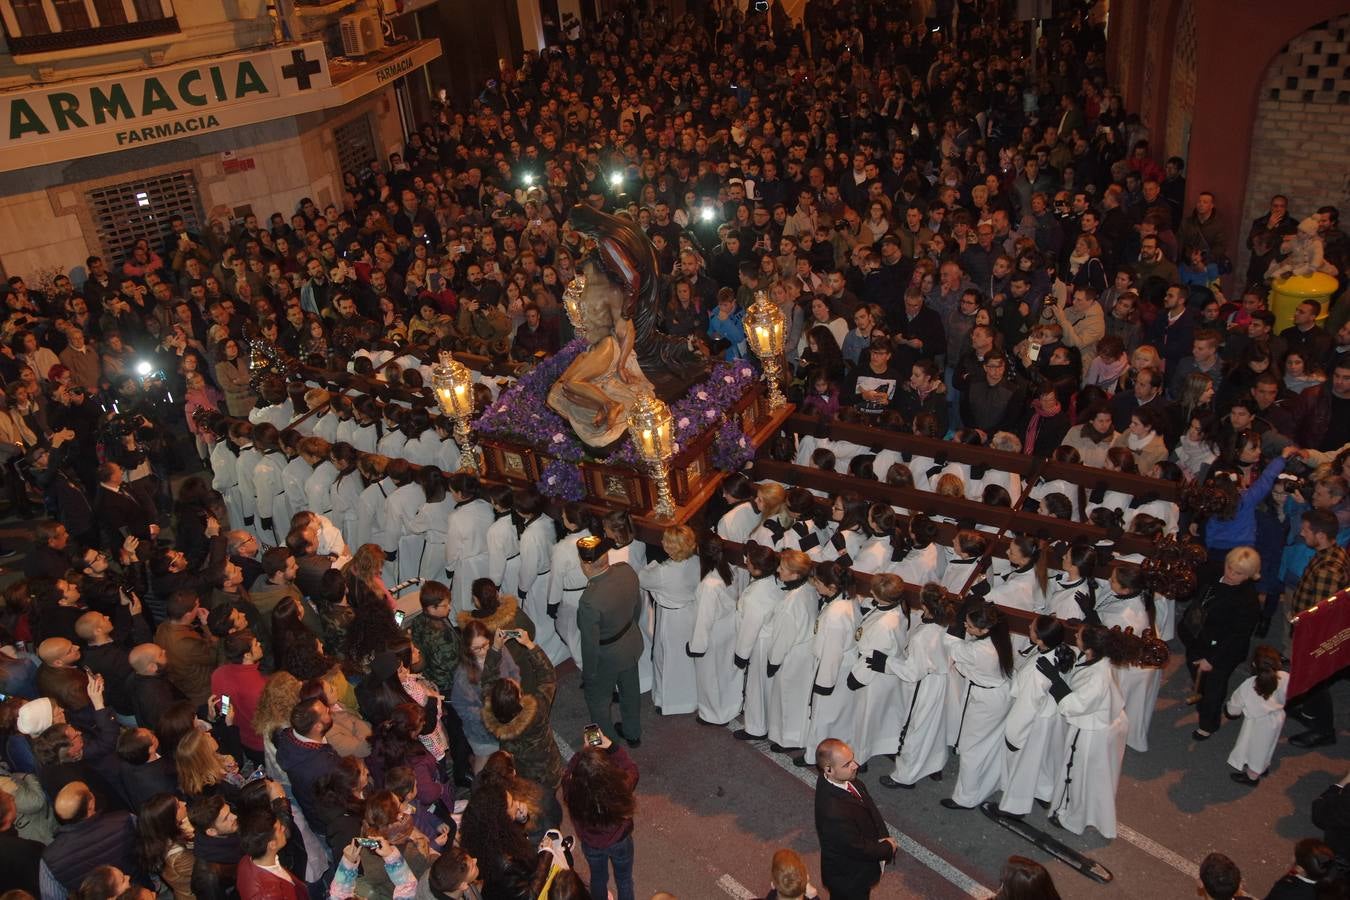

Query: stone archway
left=1238, top=13, right=1350, bottom=278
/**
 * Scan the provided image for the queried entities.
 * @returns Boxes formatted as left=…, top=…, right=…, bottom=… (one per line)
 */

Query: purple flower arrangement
left=474, top=345, right=760, bottom=496
left=473, top=338, right=588, bottom=463
left=540, top=457, right=586, bottom=501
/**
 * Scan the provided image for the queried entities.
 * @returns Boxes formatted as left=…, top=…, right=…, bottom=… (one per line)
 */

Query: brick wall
left=1239, top=14, right=1350, bottom=278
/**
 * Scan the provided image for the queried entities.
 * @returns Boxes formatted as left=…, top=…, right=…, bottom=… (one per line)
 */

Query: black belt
left=562, top=585, right=585, bottom=595
left=599, top=618, right=634, bottom=646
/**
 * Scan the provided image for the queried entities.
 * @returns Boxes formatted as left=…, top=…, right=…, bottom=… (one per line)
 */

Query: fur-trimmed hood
left=482, top=693, right=539, bottom=740
left=457, top=594, right=520, bottom=632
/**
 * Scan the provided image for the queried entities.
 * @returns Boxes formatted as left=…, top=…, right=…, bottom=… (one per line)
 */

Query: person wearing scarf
left=1021, top=387, right=1071, bottom=457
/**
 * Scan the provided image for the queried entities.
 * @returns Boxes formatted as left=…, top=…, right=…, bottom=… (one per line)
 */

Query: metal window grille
left=334, top=115, right=377, bottom=177
left=88, top=170, right=204, bottom=269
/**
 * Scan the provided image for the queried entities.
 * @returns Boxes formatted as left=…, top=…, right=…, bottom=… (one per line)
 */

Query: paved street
left=546, top=651, right=1348, bottom=899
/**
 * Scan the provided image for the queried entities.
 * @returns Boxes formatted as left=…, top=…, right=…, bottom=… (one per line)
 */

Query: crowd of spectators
left=0, top=0, right=1348, bottom=898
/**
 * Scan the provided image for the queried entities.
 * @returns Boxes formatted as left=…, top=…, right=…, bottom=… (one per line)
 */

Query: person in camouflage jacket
left=408, top=580, right=460, bottom=694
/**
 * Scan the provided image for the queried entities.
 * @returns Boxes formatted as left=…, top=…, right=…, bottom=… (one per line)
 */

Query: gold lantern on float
left=561, top=272, right=587, bottom=339
left=626, top=389, right=677, bottom=520
left=431, top=351, right=479, bottom=472
left=744, top=289, right=787, bottom=409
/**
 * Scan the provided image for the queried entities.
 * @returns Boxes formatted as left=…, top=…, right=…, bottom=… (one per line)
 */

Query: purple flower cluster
left=711, top=419, right=755, bottom=472
left=602, top=360, right=759, bottom=467
left=539, top=457, right=586, bottom=501
left=474, top=345, right=760, bottom=477
left=473, top=338, right=588, bottom=462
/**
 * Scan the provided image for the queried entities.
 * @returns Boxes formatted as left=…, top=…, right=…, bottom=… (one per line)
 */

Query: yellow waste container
left=1269, top=272, right=1337, bottom=332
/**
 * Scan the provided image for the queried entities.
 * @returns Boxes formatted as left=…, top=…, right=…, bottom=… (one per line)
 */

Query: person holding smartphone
left=561, top=725, right=639, bottom=900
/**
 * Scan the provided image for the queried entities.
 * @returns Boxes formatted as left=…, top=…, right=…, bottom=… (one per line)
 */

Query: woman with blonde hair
left=253, top=671, right=303, bottom=785
left=1186, top=547, right=1263, bottom=742
left=747, top=483, right=791, bottom=548
left=175, top=728, right=241, bottom=801
left=639, top=525, right=701, bottom=717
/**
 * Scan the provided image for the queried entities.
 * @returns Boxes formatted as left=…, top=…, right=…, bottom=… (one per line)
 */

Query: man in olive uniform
left=576, top=536, right=643, bottom=746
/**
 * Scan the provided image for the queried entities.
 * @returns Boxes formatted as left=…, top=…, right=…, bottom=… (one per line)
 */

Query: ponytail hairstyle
left=981, top=483, right=1012, bottom=508
left=722, top=472, right=754, bottom=503
left=743, top=541, right=778, bottom=579
left=1251, top=644, right=1282, bottom=699
left=1088, top=505, right=1125, bottom=536
left=1031, top=615, right=1076, bottom=672
left=561, top=500, right=599, bottom=535
left=848, top=454, right=877, bottom=480
left=812, top=559, right=852, bottom=598
left=699, top=531, right=734, bottom=587
left=755, top=482, right=788, bottom=528
left=331, top=441, right=358, bottom=486
left=1077, top=623, right=1135, bottom=664
left=954, top=529, right=988, bottom=559
left=602, top=509, right=635, bottom=548
left=967, top=601, right=1015, bottom=678
left=1064, top=541, right=1099, bottom=585
left=1042, top=493, right=1074, bottom=520
left=356, top=453, right=388, bottom=487
left=1109, top=564, right=1156, bottom=628
left=1128, top=513, right=1165, bottom=539
left=486, top=482, right=514, bottom=513
left=918, top=582, right=952, bottom=625
left=1009, top=534, right=1048, bottom=594
left=779, top=549, right=814, bottom=583
left=870, top=573, right=904, bottom=609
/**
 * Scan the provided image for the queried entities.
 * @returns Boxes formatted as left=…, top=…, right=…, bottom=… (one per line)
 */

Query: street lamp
left=561, top=272, right=587, bottom=340
left=627, top=390, right=677, bottom=520
left=431, top=351, right=479, bottom=472
left=744, top=289, right=787, bottom=409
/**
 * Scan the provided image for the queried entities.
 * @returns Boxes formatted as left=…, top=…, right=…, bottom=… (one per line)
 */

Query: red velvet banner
left=1289, top=589, right=1350, bottom=697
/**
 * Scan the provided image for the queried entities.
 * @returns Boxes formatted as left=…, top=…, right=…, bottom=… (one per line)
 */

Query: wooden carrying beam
left=780, top=412, right=1183, bottom=503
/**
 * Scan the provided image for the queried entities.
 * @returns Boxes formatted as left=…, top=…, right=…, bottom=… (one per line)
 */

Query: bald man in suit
left=814, top=738, right=897, bottom=898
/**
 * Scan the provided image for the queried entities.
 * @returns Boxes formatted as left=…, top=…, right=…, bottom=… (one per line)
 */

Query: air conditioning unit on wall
left=340, top=11, right=384, bottom=57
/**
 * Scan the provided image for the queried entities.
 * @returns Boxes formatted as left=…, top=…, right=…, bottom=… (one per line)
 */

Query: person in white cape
left=998, top=616, right=1070, bottom=817
left=544, top=503, right=594, bottom=667
left=515, top=489, right=565, bottom=664
left=731, top=543, right=785, bottom=741
left=686, top=533, right=746, bottom=726
left=846, top=573, right=910, bottom=765
left=444, top=473, right=494, bottom=616
left=639, top=525, right=702, bottom=717
left=1226, top=646, right=1289, bottom=786
left=1040, top=624, right=1130, bottom=839
left=880, top=585, right=952, bottom=789
left=941, top=601, right=1015, bottom=811
left=765, top=549, right=818, bottom=754
left=799, top=560, right=861, bottom=766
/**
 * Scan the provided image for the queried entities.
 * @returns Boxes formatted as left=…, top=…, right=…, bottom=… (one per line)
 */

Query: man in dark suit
left=576, top=536, right=643, bottom=747
left=813, top=738, right=897, bottom=898
left=93, top=462, right=158, bottom=550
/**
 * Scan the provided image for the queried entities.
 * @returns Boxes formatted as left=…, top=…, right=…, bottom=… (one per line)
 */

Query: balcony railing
left=2, top=0, right=179, bottom=56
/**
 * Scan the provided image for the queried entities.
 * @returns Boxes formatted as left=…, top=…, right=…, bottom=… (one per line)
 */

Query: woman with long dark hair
left=135, top=793, right=197, bottom=900
left=369, top=700, right=453, bottom=825
left=1045, top=543, right=1099, bottom=621
left=848, top=573, right=909, bottom=765
left=732, top=543, right=784, bottom=742
left=562, top=729, right=639, bottom=900
left=482, top=631, right=563, bottom=815
left=1225, top=645, right=1289, bottom=785
left=451, top=619, right=520, bottom=771
left=459, top=781, right=547, bottom=899
left=312, top=755, right=368, bottom=857
left=941, top=600, right=1014, bottom=810
left=1038, top=624, right=1131, bottom=840
left=687, top=532, right=744, bottom=726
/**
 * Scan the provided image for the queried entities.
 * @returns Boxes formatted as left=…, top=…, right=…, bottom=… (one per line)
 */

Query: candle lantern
left=744, top=289, right=787, bottom=409
left=626, top=389, right=677, bottom=519
left=432, top=351, right=479, bottom=471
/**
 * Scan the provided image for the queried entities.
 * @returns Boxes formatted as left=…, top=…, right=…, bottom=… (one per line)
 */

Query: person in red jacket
left=236, top=806, right=307, bottom=900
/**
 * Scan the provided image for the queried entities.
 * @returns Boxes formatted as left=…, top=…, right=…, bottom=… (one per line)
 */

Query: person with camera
left=482, top=629, right=563, bottom=823
left=562, top=725, right=639, bottom=900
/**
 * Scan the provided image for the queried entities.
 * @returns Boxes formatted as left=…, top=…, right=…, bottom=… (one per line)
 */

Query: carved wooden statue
left=547, top=204, right=710, bottom=447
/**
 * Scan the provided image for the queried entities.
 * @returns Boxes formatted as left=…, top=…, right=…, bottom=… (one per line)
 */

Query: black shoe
left=1254, top=615, right=1272, bottom=638
left=695, top=717, right=722, bottom=728
left=1229, top=771, right=1261, bottom=786
left=939, top=799, right=971, bottom=811
left=879, top=775, right=914, bottom=790
left=731, top=729, right=764, bottom=742
left=791, top=755, right=811, bottom=768
left=994, top=807, right=1024, bottom=820
left=1191, top=729, right=1214, bottom=741
left=614, top=722, right=640, bottom=748
left=928, top=771, right=944, bottom=782
left=0, top=549, right=18, bottom=564
left=1035, top=798, right=1051, bottom=810
left=1290, top=731, right=1337, bottom=749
